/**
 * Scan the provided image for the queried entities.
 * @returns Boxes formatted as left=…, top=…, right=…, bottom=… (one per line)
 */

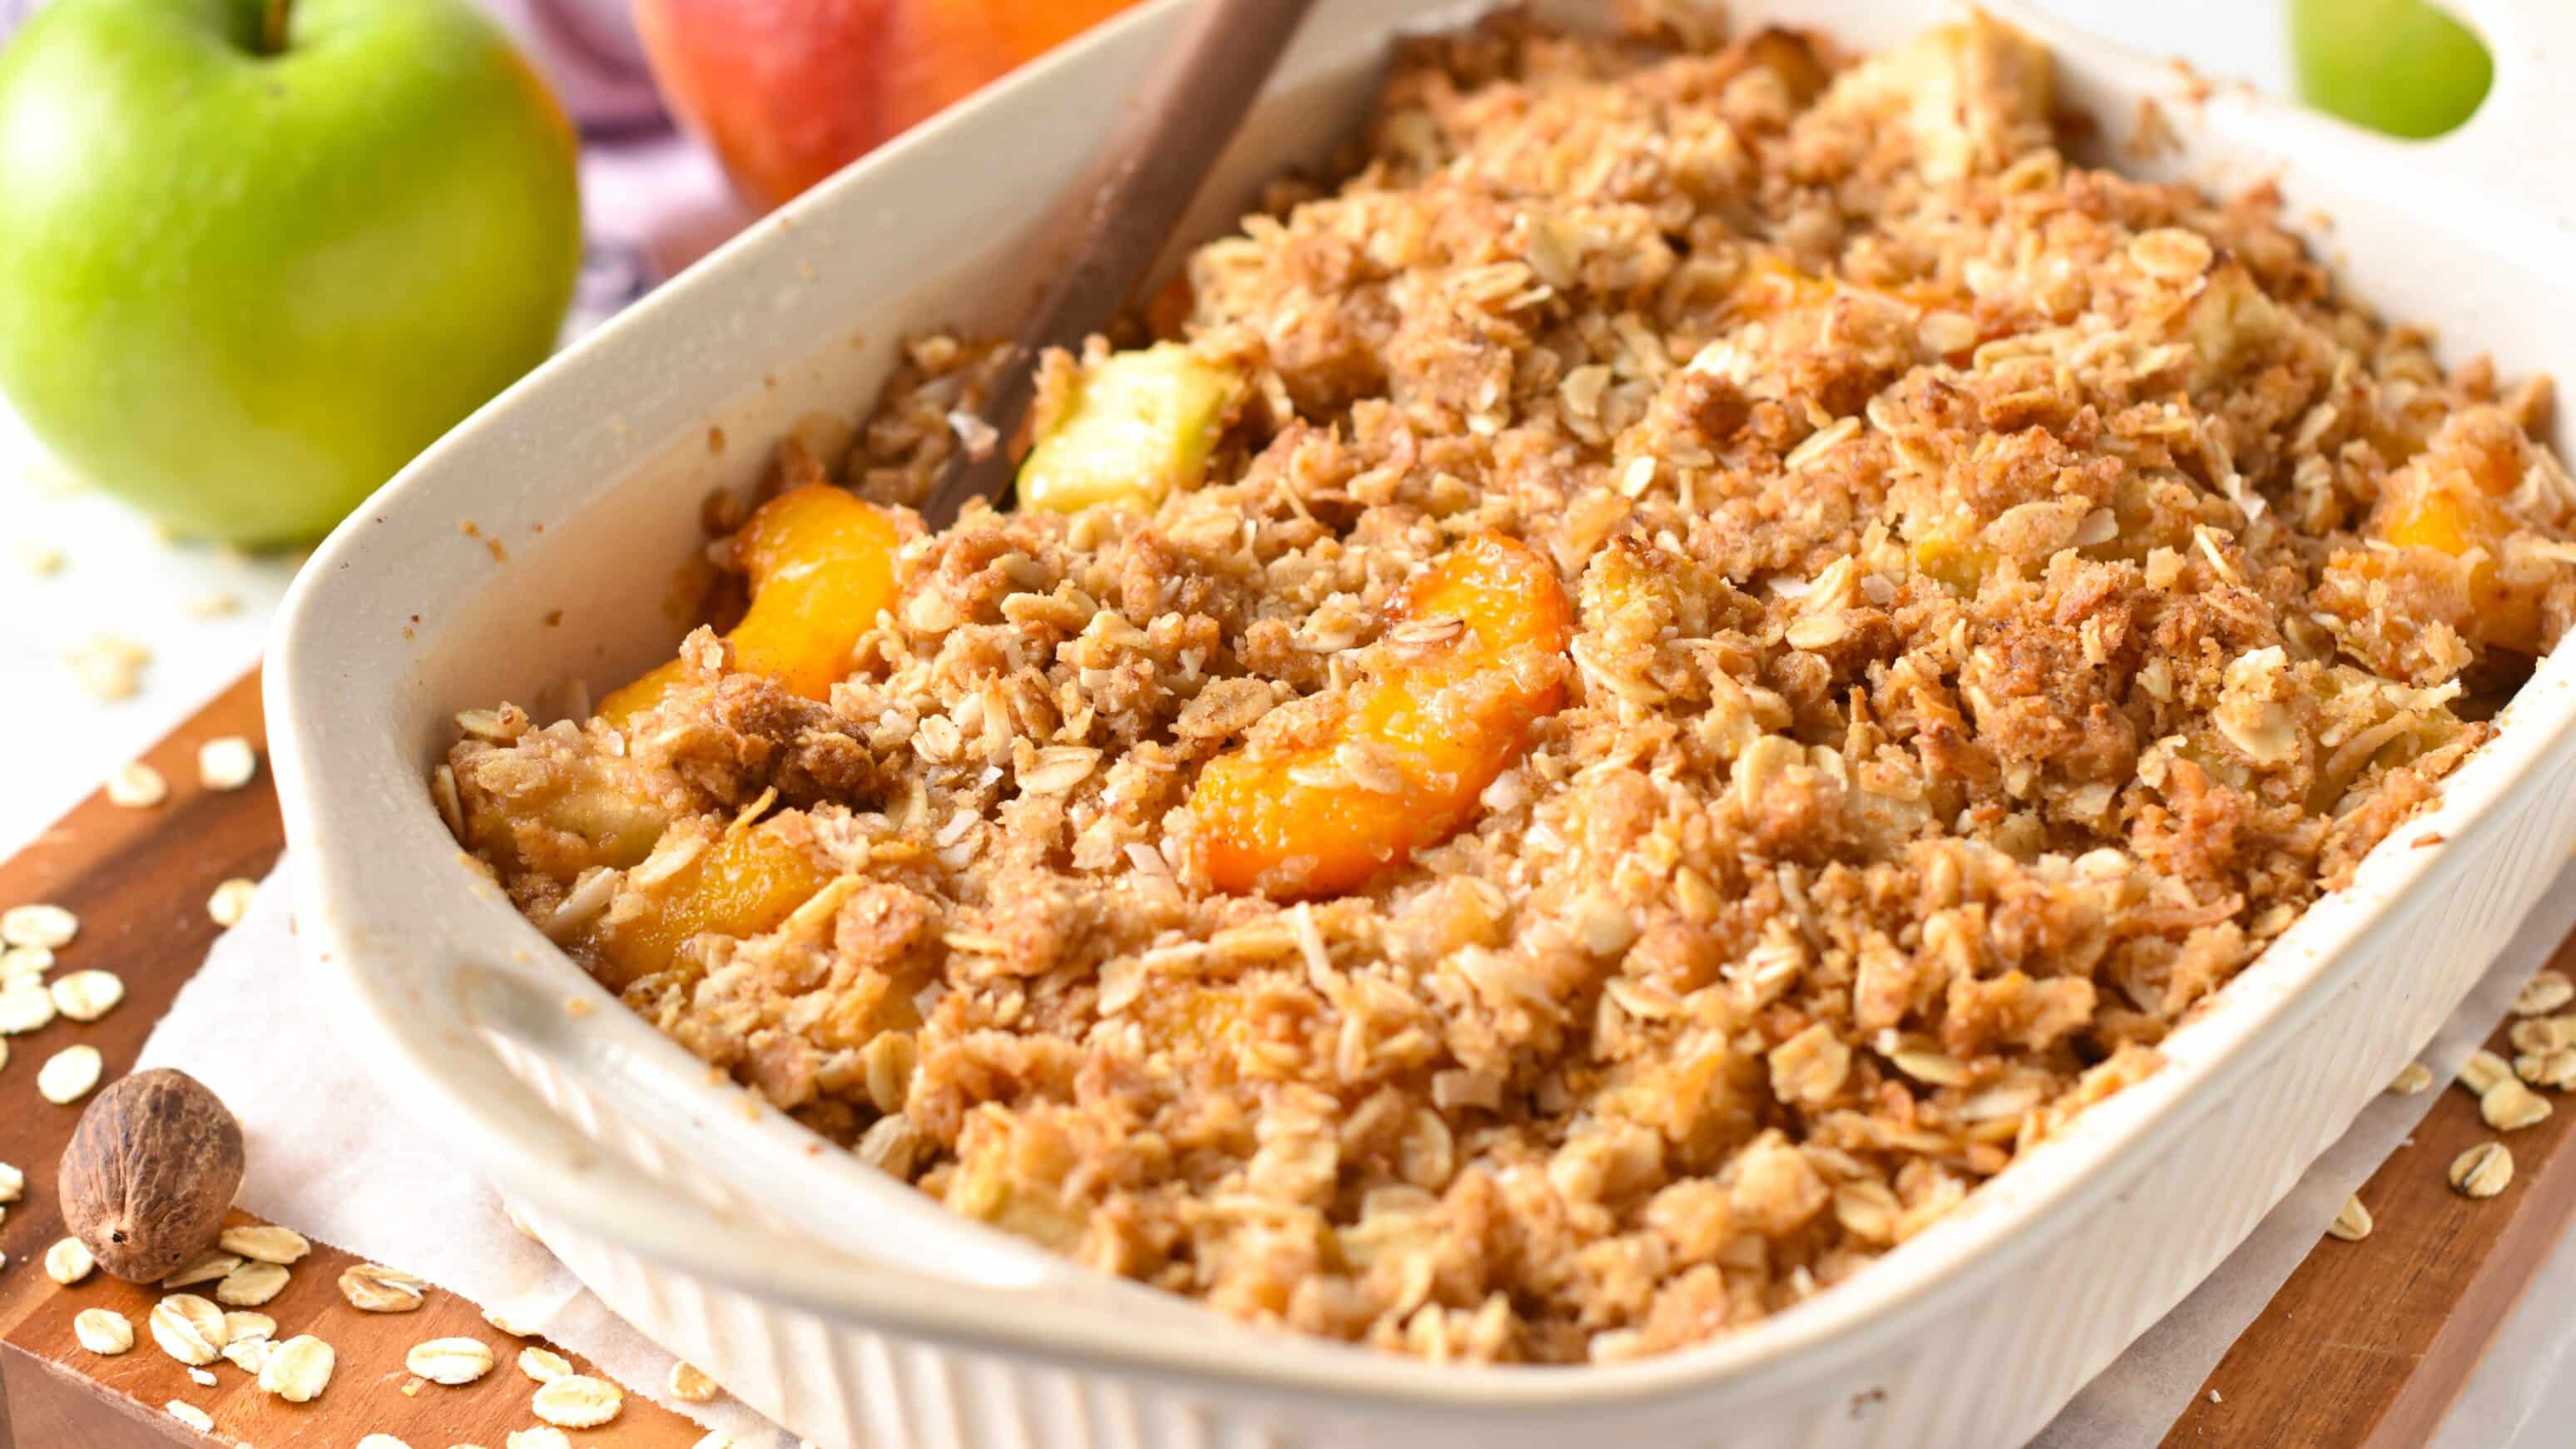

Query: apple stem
left=260, top=0, right=291, bottom=55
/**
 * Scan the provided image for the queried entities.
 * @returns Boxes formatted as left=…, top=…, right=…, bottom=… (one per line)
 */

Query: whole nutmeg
left=58, top=1068, right=245, bottom=1281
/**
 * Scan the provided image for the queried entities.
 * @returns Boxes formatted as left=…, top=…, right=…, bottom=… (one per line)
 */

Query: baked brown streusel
left=448, top=10, right=2576, bottom=1363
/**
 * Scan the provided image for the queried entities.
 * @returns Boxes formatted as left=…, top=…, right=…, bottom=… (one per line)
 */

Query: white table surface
left=2, top=2, right=2564, bottom=1442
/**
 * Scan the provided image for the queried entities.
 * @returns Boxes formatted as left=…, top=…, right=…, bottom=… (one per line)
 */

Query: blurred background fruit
left=2290, top=0, right=2491, bottom=138
left=0, top=0, right=582, bottom=546
left=632, top=0, right=1145, bottom=210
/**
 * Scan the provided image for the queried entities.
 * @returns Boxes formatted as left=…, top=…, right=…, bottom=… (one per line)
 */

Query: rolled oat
left=206, top=878, right=259, bottom=929
left=407, top=1337, right=497, bottom=1386
left=149, top=1293, right=226, bottom=1366
left=2481, top=1079, right=2553, bottom=1132
left=219, top=1224, right=311, bottom=1264
left=160, top=1250, right=243, bottom=1288
left=529, top=1374, right=622, bottom=1427
left=668, top=1360, right=719, bottom=1402
left=73, top=1308, right=133, bottom=1355
left=2458, top=1050, right=2514, bottom=1097
left=2514, top=971, right=2574, bottom=1017
left=2450, top=1142, right=2514, bottom=1199
left=215, top=1259, right=290, bottom=1307
left=197, top=737, right=259, bottom=792
left=47, top=969, right=123, bottom=1022
left=2, top=903, right=77, bottom=950
left=258, top=1334, right=335, bottom=1402
left=44, top=1236, right=95, bottom=1285
left=0, top=982, right=56, bottom=1036
left=339, top=1261, right=428, bottom=1313
left=105, top=762, right=167, bottom=809
left=37, top=1044, right=102, bottom=1104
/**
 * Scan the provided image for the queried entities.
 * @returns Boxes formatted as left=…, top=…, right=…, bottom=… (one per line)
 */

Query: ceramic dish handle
left=448, top=959, right=1240, bottom=1338
left=2422, top=1, right=2576, bottom=234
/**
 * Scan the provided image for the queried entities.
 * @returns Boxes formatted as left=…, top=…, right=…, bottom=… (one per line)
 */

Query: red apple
left=634, top=0, right=1145, bottom=210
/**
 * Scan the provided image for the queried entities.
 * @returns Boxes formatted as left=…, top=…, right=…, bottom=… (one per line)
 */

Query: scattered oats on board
left=2450, top=1141, right=2514, bottom=1199
left=73, top=1308, right=134, bottom=1355
left=220, top=1335, right=275, bottom=1374
left=67, top=634, right=149, bottom=702
left=45, top=1236, right=96, bottom=1285
left=517, top=1345, right=572, bottom=1382
left=668, top=1360, right=719, bottom=1402
left=2326, top=1194, right=2374, bottom=1242
left=2481, top=1079, right=2553, bottom=1132
left=38, top=1043, right=104, bottom=1104
left=258, top=1333, right=336, bottom=1402
left=49, top=968, right=124, bottom=1022
left=407, top=1336, right=497, bottom=1385
left=530, top=1373, right=623, bottom=1428
left=1, top=903, right=77, bottom=950
left=508, top=1430, right=573, bottom=1449
left=106, top=761, right=168, bottom=809
left=188, top=1366, right=218, bottom=1387
left=166, top=1401, right=215, bottom=1432
left=2387, top=1062, right=2435, bottom=1095
left=161, top=1250, right=244, bottom=1288
left=0, top=1160, right=20, bottom=1201
left=220, top=1224, right=310, bottom=1264
left=2514, top=971, right=2575, bottom=1017
left=198, top=736, right=259, bottom=791
left=692, top=1436, right=736, bottom=1449
left=0, top=945, right=46, bottom=982
left=150, top=1293, right=227, bottom=1366
left=207, top=878, right=259, bottom=928
left=215, top=1259, right=290, bottom=1307
left=340, top=1261, right=429, bottom=1312
left=0, top=980, right=57, bottom=1035
left=221, top=1311, right=276, bottom=1344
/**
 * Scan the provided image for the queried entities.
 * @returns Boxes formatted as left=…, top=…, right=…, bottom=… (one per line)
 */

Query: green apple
left=0, top=0, right=581, bottom=546
left=2291, top=0, right=2493, bottom=141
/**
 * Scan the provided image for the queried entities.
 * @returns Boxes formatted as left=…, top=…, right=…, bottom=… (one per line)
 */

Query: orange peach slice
left=2363, top=413, right=2559, bottom=654
left=583, top=819, right=833, bottom=988
left=1189, top=532, right=1573, bottom=898
left=601, top=484, right=901, bottom=724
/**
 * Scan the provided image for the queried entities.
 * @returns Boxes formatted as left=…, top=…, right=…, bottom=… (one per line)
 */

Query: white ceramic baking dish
left=268, top=1, right=2576, bottom=1444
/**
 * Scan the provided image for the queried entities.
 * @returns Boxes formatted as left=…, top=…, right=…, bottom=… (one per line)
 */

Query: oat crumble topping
left=447, top=10, right=2576, bottom=1363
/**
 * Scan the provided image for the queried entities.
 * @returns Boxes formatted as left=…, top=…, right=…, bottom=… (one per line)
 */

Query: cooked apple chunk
left=1016, top=343, right=1243, bottom=513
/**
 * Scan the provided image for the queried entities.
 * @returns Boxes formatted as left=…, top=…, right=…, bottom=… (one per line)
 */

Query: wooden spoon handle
left=920, top=0, right=1320, bottom=528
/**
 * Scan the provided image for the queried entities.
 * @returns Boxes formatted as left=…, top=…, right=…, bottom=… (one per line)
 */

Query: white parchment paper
left=140, top=857, right=2576, bottom=1449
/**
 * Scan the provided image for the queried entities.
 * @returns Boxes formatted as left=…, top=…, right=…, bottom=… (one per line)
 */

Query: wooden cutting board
left=1, top=667, right=2571, bottom=1449
left=0, top=672, right=707, bottom=1449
